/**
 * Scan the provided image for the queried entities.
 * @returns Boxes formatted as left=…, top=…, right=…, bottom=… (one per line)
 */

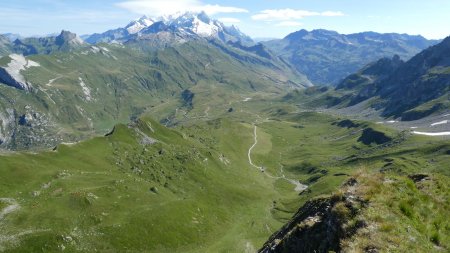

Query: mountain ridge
left=264, top=29, right=440, bottom=85
left=84, top=12, right=253, bottom=46
left=285, top=36, right=450, bottom=121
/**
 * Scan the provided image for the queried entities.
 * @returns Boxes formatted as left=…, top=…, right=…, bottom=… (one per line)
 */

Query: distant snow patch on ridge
left=90, top=46, right=101, bottom=54
left=431, top=120, right=448, bottom=126
left=80, top=46, right=117, bottom=60
left=0, top=54, right=40, bottom=91
left=78, top=77, right=92, bottom=101
left=412, top=131, right=450, bottom=136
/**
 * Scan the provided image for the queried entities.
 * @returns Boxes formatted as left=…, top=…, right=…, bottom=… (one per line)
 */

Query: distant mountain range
left=0, top=30, right=84, bottom=56
left=285, top=36, right=450, bottom=120
left=0, top=12, right=448, bottom=149
left=0, top=14, right=442, bottom=89
left=83, top=12, right=253, bottom=46
left=338, top=36, right=450, bottom=120
left=263, top=29, right=440, bottom=85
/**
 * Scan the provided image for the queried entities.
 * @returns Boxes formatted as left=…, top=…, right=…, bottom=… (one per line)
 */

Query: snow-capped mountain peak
left=84, top=11, right=253, bottom=45
left=126, top=16, right=155, bottom=34
left=169, top=11, right=222, bottom=37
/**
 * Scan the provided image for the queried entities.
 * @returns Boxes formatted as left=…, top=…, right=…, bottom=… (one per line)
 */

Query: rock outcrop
left=259, top=178, right=366, bottom=253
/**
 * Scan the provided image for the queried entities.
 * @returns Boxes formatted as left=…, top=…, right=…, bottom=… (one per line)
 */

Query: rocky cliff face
left=259, top=178, right=366, bottom=253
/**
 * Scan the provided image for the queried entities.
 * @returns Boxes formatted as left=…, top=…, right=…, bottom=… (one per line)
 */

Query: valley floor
left=0, top=92, right=449, bottom=252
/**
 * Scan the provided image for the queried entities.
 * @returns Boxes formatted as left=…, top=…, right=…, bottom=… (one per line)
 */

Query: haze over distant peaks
left=263, top=29, right=440, bottom=85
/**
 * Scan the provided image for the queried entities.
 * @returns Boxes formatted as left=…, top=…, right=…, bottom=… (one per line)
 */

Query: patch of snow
left=192, top=16, right=219, bottom=37
left=61, top=142, right=77, bottom=146
left=126, top=16, right=154, bottom=34
left=243, top=97, right=252, bottom=102
left=365, top=37, right=383, bottom=43
left=410, top=127, right=418, bottom=129
left=412, top=131, right=450, bottom=136
left=377, top=120, right=398, bottom=124
left=90, top=46, right=100, bottom=54
left=78, top=77, right=92, bottom=101
left=4, top=54, right=40, bottom=90
left=100, top=47, right=110, bottom=52
left=431, top=120, right=448, bottom=126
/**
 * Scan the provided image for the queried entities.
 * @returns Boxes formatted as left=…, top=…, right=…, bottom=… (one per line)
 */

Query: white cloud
left=201, top=5, right=248, bottom=15
left=321, top=11, right=345, bottom=17
left=251, top=8, right=344, bottom=21
left=275, top=21, right=303, bottom=27
left=218, top=17, right=241, bottom=24
left=116, top=0, right=247, bottom=16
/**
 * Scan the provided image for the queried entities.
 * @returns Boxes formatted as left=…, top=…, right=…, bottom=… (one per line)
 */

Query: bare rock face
left=259, top=178, right=367, bottom=253
left=0, top=109, right=15, bottom=145
left=55, top=30, right=84, bottom=47
left=0, top=54, right=40, bottom=91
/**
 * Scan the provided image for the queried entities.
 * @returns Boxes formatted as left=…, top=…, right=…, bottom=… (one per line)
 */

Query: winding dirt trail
left=248, top=125, right=308, bottom=192
left=248, top=125, right=263, bottom=171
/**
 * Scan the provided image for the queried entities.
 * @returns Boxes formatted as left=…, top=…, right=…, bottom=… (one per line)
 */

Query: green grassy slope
left=260, top=169, right=449, bottom=253
left=0, top=40, right=308, bottom=150
left=0, top=118, right=283, bottom=252
left=1, top=95, right=448, bottom=252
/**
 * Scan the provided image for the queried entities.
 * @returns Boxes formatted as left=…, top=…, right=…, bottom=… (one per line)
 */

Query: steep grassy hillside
left=1, top=100, right=448, bottom=252
left=261, top=170, right=449, bottom=253
left=0, top=117, right=283, bottom=252
left=0, top=39, right=308, bottom=150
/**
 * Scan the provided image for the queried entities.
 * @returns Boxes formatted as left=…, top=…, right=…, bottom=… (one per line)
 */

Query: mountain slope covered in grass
left=0, top=37, right=309, bottom=150
left=0, top=10, right=448, bottom=253
left=1, top=102, right=448, bottom=252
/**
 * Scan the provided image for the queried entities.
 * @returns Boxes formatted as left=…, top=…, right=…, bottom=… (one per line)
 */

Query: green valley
left=1, top=91, right=449, bottom=251
left=0, top=6, right=449, bottom=253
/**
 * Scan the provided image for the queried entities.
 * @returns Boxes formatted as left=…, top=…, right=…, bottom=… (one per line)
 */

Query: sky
left=0, top=0, right=449, bottom=39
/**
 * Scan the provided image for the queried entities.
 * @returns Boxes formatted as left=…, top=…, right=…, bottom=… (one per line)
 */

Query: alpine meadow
left=0, top=1, right=448, bottom=252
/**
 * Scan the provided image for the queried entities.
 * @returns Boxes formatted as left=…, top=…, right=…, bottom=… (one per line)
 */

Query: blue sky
left=0, top=0, right=449, bottom=39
